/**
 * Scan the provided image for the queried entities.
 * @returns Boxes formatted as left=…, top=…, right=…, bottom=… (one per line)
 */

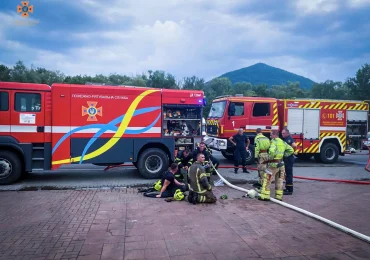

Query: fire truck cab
left=206, top=95, right=277, bottom=165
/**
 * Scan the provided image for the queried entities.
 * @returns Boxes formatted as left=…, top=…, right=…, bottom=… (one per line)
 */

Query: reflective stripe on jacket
left=255, top=134, right=271, bottom=158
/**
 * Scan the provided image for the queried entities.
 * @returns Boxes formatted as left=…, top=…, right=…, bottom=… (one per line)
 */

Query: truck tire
left=137, top=148, right=169, bottom=179
left=221, top=150, right=234, bottom=161
left=221, top=146, right=254, bottom=165
left=245, top=145, right=255, bottom=165
left=0, top=151, right=22, bottom=185
left=320, top=143, right=339, bottom=164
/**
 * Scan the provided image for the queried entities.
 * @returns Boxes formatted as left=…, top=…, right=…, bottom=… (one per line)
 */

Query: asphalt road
left=213, top=149, right=369, bottom=167
left=0, top=150, right=368, bottom=191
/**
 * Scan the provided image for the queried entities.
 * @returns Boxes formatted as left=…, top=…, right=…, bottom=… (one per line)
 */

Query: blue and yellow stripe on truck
left=52, top=89, right=160, bottom=165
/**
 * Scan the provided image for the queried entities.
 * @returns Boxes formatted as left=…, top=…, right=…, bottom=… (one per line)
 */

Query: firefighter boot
left=234, top=167, right=238, bottom=174
left=275, top=190, right=283, bottom=201
left=187, top=190, right=194, bottom=204
left=242, top=167, right=249, bottom=173
left=258, top=173, right=271, bottom=201
left=284, top=184, right=293, bottom=195
left=253, top=182, right=262, bottom=189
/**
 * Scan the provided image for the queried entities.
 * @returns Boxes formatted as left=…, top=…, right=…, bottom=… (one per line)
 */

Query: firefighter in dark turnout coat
left=174, top=149, right=193, bottom=184
left=192, top=142, right=219, bottom=181
left=187, top=153, right=217, bottom=204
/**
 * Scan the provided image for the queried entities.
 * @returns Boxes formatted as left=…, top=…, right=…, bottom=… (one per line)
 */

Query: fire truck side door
left=287, top=108, right=303, bottom=135
left=10, top=90, right=45, bottom=143
left=250, top=102, right=274, bottom=129
left=227, top=101, right=247, bottom=130
left=303, top=109, right=320, bottom=140
left=0, top=90, right=10, bottom=136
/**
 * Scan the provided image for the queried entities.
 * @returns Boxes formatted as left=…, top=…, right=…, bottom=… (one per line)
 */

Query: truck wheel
left=137, top=148, right=169, bottom=179
left=245, top=145, right=255, bottom=165
left=0, top=151, right=22, bottom=185
left=320, top=143, right=339, bottom=164
left=221, top=150, right=234, bottom=161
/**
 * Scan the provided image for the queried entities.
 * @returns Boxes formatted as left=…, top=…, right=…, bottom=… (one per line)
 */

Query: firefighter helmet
left=174, top=189, right=185, bottom=201
left=247, top=189, right=258, bottom=199
left=153, top=180, right=162, bottom=191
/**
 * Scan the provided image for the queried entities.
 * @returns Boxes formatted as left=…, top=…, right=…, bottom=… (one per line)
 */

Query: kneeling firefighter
left=192, top=142, right=219, bottom=183
left=259, top=130, right=294, bottom=201
left=141, top=163, right=188, bottom=199
left=187, top=153, right=217, bottom=204
left=174, top=149, right=193, bottom=185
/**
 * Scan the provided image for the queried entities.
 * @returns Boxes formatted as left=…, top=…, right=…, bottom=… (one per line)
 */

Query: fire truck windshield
left=208, top=101, right=226, bottom=118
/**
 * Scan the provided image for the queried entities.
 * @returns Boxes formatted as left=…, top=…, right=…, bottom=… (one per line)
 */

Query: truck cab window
left=229, top=102, right=244, bottom=116
left=0, top=92, right=9, bottom=111
left=253, top=103, right=270, bottom=117
left=15, top=93, right=41, bottom=112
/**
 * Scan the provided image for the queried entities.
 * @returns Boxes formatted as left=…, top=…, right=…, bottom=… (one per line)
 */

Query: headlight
left=219, top=141, right=226, bottom=146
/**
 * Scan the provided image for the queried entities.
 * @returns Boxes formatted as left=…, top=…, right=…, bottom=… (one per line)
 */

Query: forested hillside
left=218, top=63, right=315, bottom=89
left=0, top=61, right=369, bottom=117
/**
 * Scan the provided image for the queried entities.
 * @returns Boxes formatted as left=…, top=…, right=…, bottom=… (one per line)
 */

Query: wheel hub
left=0, top=158, right=12, bottom=178
left=245, top=150, right=252, bottom=161
left=145, top=155, right=163, bottom=174
left=325, top=148, right=335, bottom=160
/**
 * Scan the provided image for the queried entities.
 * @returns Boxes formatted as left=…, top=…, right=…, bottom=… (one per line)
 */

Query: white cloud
left=347, top=0, right=370, bottom=8
left=0, top=0, right=368, bottom=84
left=295, top=0, right=339, bottom=15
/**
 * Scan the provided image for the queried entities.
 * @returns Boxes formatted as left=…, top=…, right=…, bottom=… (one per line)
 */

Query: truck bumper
left=207, top=137, right=228, bottom=151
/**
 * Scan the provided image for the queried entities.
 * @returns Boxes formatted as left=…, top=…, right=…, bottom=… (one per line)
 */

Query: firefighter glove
left=277, top=162, right=285, bottom=168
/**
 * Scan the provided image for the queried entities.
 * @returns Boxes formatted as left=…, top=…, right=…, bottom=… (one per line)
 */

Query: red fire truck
left=0, top=82, right=205, bottom=184
left=206, top=95, right=369, bottom=165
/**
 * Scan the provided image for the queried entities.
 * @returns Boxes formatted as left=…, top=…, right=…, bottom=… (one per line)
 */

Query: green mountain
left=218, top=63, right=316, bottom=89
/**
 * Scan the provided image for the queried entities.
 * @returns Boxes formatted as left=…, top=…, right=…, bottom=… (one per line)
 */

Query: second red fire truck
left=0, top=82, right=205, bottom=184
left=206, top=95, right=369, bottom=165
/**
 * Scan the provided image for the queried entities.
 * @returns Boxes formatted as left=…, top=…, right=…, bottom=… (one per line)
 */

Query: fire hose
left=210, top=164, right=370, bottom=244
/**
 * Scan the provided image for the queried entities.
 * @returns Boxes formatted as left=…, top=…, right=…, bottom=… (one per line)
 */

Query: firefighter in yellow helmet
left=187, top=153, right=217, bottom=204
left=259, top=130, right=294, bottom=201
left=253, top=128, right=271, bottom=190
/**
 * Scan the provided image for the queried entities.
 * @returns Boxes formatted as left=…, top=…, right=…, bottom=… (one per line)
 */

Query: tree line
left=1, top=61, right=369, bottom=116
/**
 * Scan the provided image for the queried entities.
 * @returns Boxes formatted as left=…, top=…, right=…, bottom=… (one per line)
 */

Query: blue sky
left=0, top=0, right=369, bottom=83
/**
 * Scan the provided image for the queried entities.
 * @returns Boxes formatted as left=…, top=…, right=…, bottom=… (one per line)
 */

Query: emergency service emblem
left=336, top=111, right=344, bottom=121
left=82, top=101, right=103, bottom=121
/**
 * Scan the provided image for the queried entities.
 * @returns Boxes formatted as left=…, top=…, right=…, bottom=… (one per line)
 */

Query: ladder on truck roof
left=214, top=95, right=233, bottom=99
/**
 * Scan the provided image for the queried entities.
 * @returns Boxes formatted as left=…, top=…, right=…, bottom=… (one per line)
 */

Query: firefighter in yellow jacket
left=187, top=153, right=217, bottom=204
left=253, top=128, right=271, bottom=189
left=259, top=130, right=294, bottom=201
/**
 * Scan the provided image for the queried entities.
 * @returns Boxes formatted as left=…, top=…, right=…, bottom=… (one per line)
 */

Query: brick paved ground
left=0, top=184, right=369, bottom=260
left=282, top=182, right=370, bottom=237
